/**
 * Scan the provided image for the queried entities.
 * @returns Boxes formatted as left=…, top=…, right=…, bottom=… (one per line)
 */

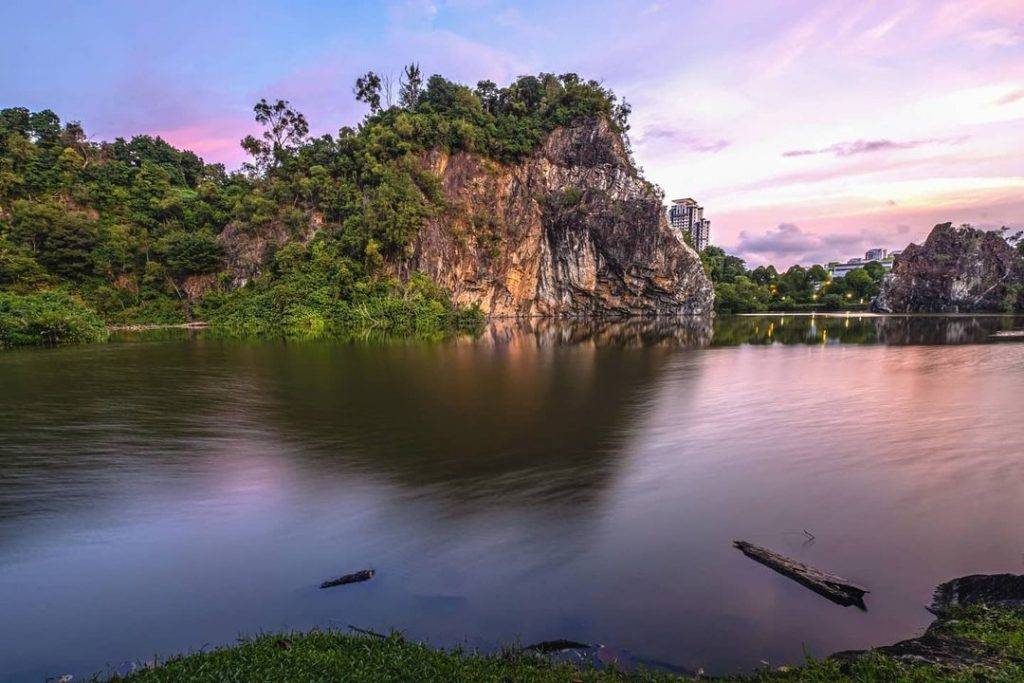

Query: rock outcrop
left=874, top=223, right=1024, bottom=313
left=834, top=574, right=1024, bottom=671
left=220, top=213, right=323, bottom=288
left=395, top=118, right=713, bottom=317
left=214, top=118, right=713, bottom=318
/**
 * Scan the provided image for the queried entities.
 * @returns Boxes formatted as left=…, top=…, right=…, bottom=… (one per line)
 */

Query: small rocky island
left=874, top=222, right=1024, bottom=313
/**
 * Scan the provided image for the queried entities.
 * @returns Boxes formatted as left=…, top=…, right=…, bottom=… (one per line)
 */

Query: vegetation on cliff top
left=0, top=70, right=628, bottom=346
left=111, top=606, right=1024, bottom=682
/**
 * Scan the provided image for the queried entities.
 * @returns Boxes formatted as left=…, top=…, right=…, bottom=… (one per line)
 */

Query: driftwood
left=733, top=541, right=868, bottom=608
left=522, top=639, right=593, bottom=653
left=320, top=568, right=374, bottom=589
left=348, top=624, right=388, bottom=639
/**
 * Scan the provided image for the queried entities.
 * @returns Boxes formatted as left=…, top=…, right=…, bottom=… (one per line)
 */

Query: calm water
left=3, top=315, right=1024, bottom=680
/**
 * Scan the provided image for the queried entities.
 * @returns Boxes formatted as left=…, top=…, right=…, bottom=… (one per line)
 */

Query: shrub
left=0, top=290, right=108, bottom=347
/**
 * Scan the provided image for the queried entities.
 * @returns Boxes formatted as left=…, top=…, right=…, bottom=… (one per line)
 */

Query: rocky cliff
left=873, top=223, right=1024, bottom=313
left=392, top=118, right=713, bottom=317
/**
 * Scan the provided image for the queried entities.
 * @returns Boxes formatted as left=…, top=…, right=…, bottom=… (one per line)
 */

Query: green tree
left=864, top=260, right=886, bottom=282
left=399, top=63, right=423, bottom=110
left=241, top=99, right=309, bottom=175
left=354, top=72, right=383, bottom=114
left=844, top=268, right=878, bottom=300
left=157, top=230, right=223, bottom=278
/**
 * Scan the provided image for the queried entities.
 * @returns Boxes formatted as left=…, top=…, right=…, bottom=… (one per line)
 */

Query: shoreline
left=108, top=574, right=1024, bottom=682
left=107, top=322, right=210, bottom=332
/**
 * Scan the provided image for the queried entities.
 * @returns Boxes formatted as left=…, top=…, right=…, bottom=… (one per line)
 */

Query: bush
left=0, top=290, right=108, bottom=347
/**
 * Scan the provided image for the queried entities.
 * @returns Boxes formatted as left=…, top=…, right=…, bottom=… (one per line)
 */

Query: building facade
left=669, top=198, right=711, bottom=252
left=828, top=248, right=895, bottom=278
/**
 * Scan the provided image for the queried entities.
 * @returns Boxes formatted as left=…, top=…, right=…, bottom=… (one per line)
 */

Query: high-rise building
left=668, top=198, right=711, bottom=251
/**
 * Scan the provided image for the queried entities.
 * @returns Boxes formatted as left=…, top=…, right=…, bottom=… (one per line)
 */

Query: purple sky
left=3, top=0, right=1023, bottom=267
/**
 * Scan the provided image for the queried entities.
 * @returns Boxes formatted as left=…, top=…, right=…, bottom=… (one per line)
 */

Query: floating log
left=348, top=624, right=388, bottom=639
left=522, top=639, right=593, bottom=653
left=733, top=541, right=868, bottom=608
left=320, top=568, right=374, bottom=589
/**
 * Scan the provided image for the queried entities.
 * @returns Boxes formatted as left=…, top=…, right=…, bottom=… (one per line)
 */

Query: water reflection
left=482, top=315, right=714, bottom=347
left=2, top=316, right=1024, bottom=681
left=713, top=314, right=1022, bottom=346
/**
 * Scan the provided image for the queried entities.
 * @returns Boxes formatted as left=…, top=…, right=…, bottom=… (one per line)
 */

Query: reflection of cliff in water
left=712, top=314, right=1023, bottom=346
left=0, top=320, right=710, bottom=529
left=245, top=325, right=693, bottom=508
left=480, top=315, right=713, bottom=347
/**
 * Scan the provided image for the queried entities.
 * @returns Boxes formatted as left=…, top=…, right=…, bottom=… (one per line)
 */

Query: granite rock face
left=214, top=117, right=713, bottom=318
left=874, top=223, right=1024, bottom=313
left=394, top=118, right=714, bottom=317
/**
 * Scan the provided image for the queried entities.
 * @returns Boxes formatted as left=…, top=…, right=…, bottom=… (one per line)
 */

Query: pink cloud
left=997, top=88, right=1024, bottom=105
left=637, top=126, right=730, bottom=154
left=152, top=117, right=258, bottom=167
left=782, top=136, right=967, bottom=158
left=715, top=194, right=1024, bottom=268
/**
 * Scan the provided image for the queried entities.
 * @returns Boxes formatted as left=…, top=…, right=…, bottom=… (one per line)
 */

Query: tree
left=475, top=80, right=498, bottom=113
left=807, top=264, right=829, bottom=283
left=844, top=268, right=877, bottom=300
left=240, top=99, right=309, bottom=175
left=11, top=201, right=98, bottom=280
left=863, top=260, right=886, bottom=282
left=399, top=63, right=423, bottom=110
left=157, top=229, right=223, bottom=278
left=751, top=265, right=778, bottom=286
left=354, top=71, right=383, bottom=114
left=701, top=246, right=747, bottom=283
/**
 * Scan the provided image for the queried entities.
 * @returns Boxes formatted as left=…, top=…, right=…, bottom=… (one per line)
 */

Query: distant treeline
left=699, top=246, right=886, bottom=313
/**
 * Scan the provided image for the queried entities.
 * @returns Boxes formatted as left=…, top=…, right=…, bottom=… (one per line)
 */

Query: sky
left=2, top=0, right=1023, bottom=267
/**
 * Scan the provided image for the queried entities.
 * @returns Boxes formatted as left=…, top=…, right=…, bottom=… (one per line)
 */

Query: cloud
left=733, top=222, right=911, bottom=267
left=997, top=88, right=1024, bottom=105
left=638, top=126, right=731, bottom=153
left=966, top=27, right=1024, bottom=48
left=781, top=136, right=966, bottom=158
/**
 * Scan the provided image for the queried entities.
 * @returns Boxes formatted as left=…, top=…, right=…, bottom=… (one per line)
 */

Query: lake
left=2, top=314, right=1024, bottom=680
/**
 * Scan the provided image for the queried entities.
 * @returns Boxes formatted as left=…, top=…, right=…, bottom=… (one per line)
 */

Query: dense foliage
left=0, top=70, right=628, bottom=345
left=0, top=290, right=107, bottom=347
left=700, top=246, right=887, bottom=314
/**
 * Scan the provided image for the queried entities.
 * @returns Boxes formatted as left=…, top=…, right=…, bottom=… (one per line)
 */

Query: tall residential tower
left=669, top=198, right=711, bottom=252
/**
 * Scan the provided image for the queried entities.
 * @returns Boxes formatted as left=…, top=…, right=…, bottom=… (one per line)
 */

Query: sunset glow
left=4, top=0, right=1022, bottom=266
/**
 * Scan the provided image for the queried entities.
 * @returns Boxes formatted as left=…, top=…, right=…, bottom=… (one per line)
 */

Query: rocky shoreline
left=106, top=322, right=210, bottom=332
left=108, top=573, right=1024, bottom=681
left=833, top=573, right=1024, bottom=673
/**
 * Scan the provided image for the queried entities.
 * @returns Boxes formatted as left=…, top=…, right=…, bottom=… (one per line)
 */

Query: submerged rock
left=873, top=223, right=1024, bottom=313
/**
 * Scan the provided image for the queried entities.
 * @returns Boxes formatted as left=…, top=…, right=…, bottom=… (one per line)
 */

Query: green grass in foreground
left=113, top=607, right=1024, bottom=683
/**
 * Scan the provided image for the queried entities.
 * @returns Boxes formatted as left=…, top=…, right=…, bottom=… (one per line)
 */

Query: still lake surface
left=2, top=314, right=1024, bottom=680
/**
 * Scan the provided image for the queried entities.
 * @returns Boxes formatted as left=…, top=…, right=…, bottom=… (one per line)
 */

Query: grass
left=111, top=607, right=1024, bottom=682
left=935, top=605, right=1024, bottom=661
left=110, top=632, right=678, bottom=683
